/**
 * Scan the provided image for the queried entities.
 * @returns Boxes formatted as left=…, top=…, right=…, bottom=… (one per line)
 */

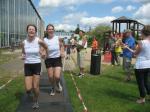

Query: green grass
left=64, top=65, right=150, bottom=112
left=0, top=76, right=24, bottom=112
left=0, top=70, right=12, bottom=85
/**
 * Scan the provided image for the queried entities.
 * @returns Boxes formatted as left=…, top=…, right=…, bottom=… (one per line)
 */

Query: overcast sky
left=32, top=0, right=150, bottom=31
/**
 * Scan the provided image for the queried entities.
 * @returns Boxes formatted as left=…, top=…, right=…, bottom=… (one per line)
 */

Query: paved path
left=0, top=50, right=73, bottom=112
left=17, top=73, right=73, bottom=112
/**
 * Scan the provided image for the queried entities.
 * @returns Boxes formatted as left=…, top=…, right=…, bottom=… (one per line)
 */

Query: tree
left=74, top=24, right=80, bottom=34
left=87, top=25, right=111, bottom=48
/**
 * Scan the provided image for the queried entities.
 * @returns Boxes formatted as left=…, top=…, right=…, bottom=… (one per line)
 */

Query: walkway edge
left=61, top=73, right=74, bottom=112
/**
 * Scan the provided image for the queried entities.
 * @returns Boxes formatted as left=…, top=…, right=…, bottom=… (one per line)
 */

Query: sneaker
left=136, top=98, right=145, bottom=104
left=78, top=73, right=84, bottom=78
left=56, top=82, right=63, bottom=92
left=32, top=102, right=39, bottom=109
left=50, top=87, right=55, bottom=96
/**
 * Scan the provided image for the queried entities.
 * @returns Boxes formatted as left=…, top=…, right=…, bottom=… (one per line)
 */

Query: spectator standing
left=109, top=33, right=118, bottom=66
left=91, top=36, right=98, bottom=54
left=70, top=35, right=76, bottom=53
left=76, top=30, right=87, bottom=77
left=124, top=25, right=150, bottom=104
left=115, top=33, right=123, bottom=65
left=122, top=29, right=135, bottom=81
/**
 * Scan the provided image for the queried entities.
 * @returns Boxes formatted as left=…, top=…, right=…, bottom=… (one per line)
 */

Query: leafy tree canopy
left=86, top=25, right=111, bottom=47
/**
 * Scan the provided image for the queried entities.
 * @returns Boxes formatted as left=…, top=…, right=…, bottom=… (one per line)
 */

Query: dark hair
left=26, top=24, right=37, bottom=32
left=46, top=24, right=55, bottom=30
left=44, top=31, right=48, bottom=37
left=141, top=25, right=150, bottom=36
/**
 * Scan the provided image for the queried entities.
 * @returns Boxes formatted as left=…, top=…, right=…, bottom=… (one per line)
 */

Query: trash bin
left=90, top=51, right=101, bottom=75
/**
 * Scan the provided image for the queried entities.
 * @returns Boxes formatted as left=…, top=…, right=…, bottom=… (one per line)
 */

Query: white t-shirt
left=70, top=38, right=75, bottom=45
left=78, top=40, right=87, bottom=49
left=44, top=36, right=60, bottom=58
left=24, top=37, right=41, bottom=64
left=135, top=39, right=150, bottom=69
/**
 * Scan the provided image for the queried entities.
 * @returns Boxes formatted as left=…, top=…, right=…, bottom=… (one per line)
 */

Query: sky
left=32, top=0, right=150, bottom=31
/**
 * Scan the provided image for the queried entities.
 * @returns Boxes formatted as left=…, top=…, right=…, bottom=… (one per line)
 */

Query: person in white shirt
left=70, top=35, right=76, bottom=53
left=44, top=24, right=65, bottom=96
left=21, top=24, right=47, bottom=109
left=76, top=30, right=87, bottom=77
left=124, top=25, right=150, bottom=104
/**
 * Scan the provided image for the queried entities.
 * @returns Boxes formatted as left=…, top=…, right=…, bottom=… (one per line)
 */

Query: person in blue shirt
left=122, top=29, right=135, bottom=81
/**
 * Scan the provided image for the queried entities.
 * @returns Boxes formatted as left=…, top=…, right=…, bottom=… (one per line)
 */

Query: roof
left=111, top=16, right=138, bottom=23
left=28, top=0, right=43, bottom=20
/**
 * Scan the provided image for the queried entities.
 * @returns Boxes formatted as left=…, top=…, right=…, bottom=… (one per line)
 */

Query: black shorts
left=45, top=57, right=62, bottom=68
left=24, top=63, right=41, bottom=76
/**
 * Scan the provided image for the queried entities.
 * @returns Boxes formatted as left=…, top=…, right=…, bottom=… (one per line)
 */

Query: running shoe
left=32, top=102, right=39, bottom=109
left=50, top=87, right=55, bottom=96
left=56, top=82, right=63, bottom=92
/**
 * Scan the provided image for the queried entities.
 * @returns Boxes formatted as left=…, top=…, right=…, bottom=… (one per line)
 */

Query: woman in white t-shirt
left=21, top=24, right=47, bottom=109
left=125, top=25, right=150, bottom=104
left=44, top=24, right=65, bottom=96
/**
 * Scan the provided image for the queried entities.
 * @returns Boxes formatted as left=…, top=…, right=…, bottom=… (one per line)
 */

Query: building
left=55, top=30, right=74, bottom=39
left=0, top=0, right=44, bottom=48
left=111, top=16, right=144, bottom=38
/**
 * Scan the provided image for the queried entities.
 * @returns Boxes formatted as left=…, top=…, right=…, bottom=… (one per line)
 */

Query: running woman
left=44, top=24, right=65, bottom=96
left=21, top=24, right=47, bottom=109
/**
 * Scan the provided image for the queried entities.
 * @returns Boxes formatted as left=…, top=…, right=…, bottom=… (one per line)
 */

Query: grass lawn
left=64, top=64, right=150, bottom=112
left=0, top=49, right=24, bottom=112
left=0, top=76, right=24, bottom=112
